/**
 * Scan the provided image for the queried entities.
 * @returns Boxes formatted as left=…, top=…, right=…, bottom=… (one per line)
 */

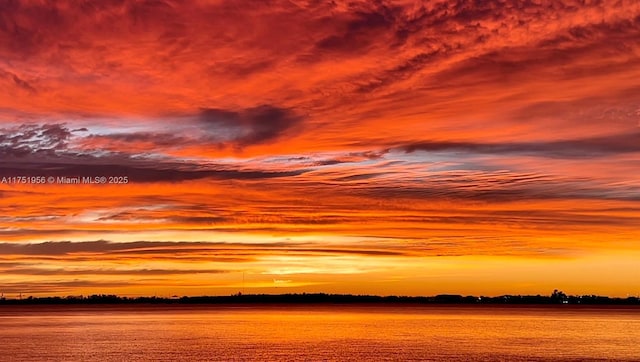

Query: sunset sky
left=1, top=0, right=639, bottom=298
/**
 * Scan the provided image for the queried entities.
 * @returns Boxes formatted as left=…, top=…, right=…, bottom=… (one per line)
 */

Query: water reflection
left=0, top=305, right=638, bottom=361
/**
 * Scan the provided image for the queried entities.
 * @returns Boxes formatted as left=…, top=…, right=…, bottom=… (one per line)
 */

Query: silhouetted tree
left=551, top=289, right=568, bottom=303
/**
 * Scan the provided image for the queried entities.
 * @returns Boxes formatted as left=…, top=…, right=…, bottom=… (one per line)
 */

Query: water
left=0, top=304, right=638, bottom=361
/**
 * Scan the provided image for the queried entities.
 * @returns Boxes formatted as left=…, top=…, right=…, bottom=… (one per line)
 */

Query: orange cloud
left=1, top=0, right=640, bottom=297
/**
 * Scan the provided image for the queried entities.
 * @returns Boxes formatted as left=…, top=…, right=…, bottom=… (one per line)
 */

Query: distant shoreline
left=1, top=293, right=639, bottom=306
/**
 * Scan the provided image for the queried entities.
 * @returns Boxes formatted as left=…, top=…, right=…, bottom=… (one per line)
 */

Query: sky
left=1, top=0, right=639, bottom=298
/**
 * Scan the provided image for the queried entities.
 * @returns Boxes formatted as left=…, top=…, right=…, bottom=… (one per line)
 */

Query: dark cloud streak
left=0, top=240, right=410, bottom=258
left=0, top=122, right=308, bottom=182
left=198, top=105, right=302, bottom=147
left=401, top=132, right=640, bottom=158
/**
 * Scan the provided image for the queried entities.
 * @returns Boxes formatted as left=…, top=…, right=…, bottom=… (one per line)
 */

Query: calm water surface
left=0, top=304, right=638, bottom=361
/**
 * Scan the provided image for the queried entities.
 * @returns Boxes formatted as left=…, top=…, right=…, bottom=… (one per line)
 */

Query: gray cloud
left=0, top=240, right=410, bottom=259
left=1, top=267, right=230, bottom=276
left=0, top=160, right=306, bottom=182
left=0, top=280, right=140, bottom=295
left=0, top=122, right=308, bottom=182
left=0, top=123, right=71, bottom=157
left=400, top=132, right=640, bottom=158
left=198, top=105, right=302, bottom=147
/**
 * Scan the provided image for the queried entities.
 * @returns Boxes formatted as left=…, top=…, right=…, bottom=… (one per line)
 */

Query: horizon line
left=2, top=291, right=640, bottom=306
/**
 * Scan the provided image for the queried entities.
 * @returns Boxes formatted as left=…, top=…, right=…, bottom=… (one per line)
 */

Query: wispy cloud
left=400, top=132, right=640, bottom=158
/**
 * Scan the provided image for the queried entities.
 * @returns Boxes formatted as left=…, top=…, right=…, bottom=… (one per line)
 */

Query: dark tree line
left=1, top=291, right=638, bottom=305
